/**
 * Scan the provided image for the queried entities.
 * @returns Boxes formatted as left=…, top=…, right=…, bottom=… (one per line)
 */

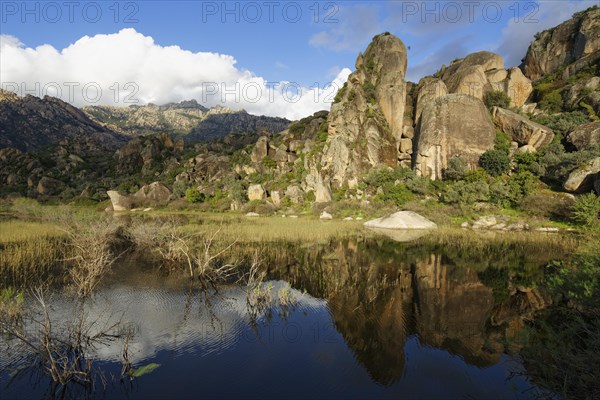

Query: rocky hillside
left=521, top=6, right=600, bottom=81
left=1, top=7, right=599, bottom=215
left=83, top=101, right=290, bottom=141
left=0, top=89, right=126, bottom=152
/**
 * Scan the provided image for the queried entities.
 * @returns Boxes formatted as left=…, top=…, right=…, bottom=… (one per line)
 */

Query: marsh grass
left=175, top=214, right=364, bottom=243
left=0, top=221, right=66, bottom=285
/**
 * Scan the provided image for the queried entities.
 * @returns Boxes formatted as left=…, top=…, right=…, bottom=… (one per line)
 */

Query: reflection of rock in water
left=414, top=254, right=497, bottom=366
left=366, top=227, right=430, bottom=242
left=328, top=264, right=414, bottom=386
left=267, top=238, right=553, bottom=385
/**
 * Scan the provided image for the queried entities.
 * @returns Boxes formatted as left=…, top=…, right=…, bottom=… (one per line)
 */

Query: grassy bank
left=0, top=221, right=66, bottom=284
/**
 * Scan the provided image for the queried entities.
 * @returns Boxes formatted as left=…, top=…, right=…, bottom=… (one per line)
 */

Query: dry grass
left=0, top=221, right=66, bottom=285
left=0, top=221, right=64, bottom=244
left=175, top=214, right=364, bottom=243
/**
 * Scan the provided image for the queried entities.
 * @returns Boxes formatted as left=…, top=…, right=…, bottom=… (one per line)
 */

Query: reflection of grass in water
left=519, top=308, right=600, bottom=400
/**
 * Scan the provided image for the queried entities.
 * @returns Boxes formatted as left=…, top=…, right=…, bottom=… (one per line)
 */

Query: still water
left=1, top=238, right=559, bottom=399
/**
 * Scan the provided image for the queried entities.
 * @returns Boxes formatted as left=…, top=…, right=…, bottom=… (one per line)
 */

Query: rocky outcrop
left=107, top=182, right=172, bottom=211
left=115, top=133, right=182, bottom=174
left=504, top=68, right=534, bottom=107
left=568, top=121, right=600, bottom=150
left=563, top=157, right=600, bottom=192
left=314, top=180, right=332, bottom=203
left=492, top=107, right=554, bottom=149
left=445, top=65, right=488, bottom=100
left=521, top=6, right=600, bottom=80
left=247, top=184, right=266, bottom=201
left=364, top=211, right=437, bottom=230
left=434, top=52, right=532, bottom=107
left=37, top=177, right=65, bottom=196
left=285, top=185, right=304, bottom=204
left=251, top=136, right=269, bottom=163
left=134, top=182, right=172, bottom=205
left=415, top=78, right=448, bottom=125
left=414, top=94, right=496, bottom=180
left=438, top=51, right=504, bottom=83
left=320, top=33, right=408, bottom=187
left=107, top=190, right=132, bottom=211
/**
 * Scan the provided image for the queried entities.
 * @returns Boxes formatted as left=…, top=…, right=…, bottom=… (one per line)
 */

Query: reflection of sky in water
left=0, top=280, right=549, bottom=399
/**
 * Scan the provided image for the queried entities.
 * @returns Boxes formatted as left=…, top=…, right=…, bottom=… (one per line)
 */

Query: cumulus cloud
left=0, top=29, right=350, bottom=120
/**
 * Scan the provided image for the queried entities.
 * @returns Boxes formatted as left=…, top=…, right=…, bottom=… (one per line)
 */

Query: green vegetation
left=185, top=187, right=203, bottom=203
left=570, top=193, right=600, bottom=227
left=483, top=90, right=511, bottom=110
left=479, top=149, right=511, bottom=176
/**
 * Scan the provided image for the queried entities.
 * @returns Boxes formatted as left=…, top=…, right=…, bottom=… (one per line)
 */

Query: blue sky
left=0, top=1, right=596, bottom=119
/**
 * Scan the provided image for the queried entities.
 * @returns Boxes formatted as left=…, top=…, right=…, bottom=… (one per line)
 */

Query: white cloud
left=0, top=29, right=350, bottom=120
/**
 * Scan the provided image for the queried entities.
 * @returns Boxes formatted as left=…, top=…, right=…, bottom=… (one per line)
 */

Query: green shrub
left=571, top=193, right=600, bottom=226
left=513, top=151, right=544, bottom=176
left=533, top=111, right=591, bottom=138
left=494, top=131, right=512, bottom=154
left=333, top=82, right=348, bottom=103
left=262, top=156, right=277, bottom=169
left=442, top=180, right=490, bottom=205
left=288, top=123, right=305, bottom=135
left=316, top=130, right=328, bottom=143
left=539, top=90, right=564, bottom=113
left=405, top=175, right=433, bottom=195
left=185, top=187, right=204, bottom=204
left=540, top=143, right=600, bottom=186
left=363, top=82, right=376, bottom=104
left=172, top=181, right=187, bottom=198
left=444, top=157, right=469, bottom=181
left=376, top=184, right=413, bottom=207
left=484, top=90, right=511, bottom=110
left=480, top=149, right=510, bottom=176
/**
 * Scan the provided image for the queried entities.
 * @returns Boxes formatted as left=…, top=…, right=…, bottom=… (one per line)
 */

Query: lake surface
left=0, top=237, right=560, bottom=399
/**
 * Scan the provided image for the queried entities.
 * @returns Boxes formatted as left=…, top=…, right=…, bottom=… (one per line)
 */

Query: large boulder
left=415, top=78, right=448, bottom=124
left=107, top=190, right=132, bottom=212
left=364, top=211, right=437, bottom=230
left=247, top=184, right=266, bottom=201
left=435, top=51, right=532, bottom=108
left=285, top=185, right=304, bottom=204
left=504, top=68, right=533, bottom=107
left=521, top=7, right=600, bottom=80
left=36, top=176, right=65, bottom=195
left=568, top=121, right=600, bottom=151
left=414, top=94, right=496, bottom=180
left=563, top=157, right=600, bottom=193
left=492, top=107, right=554, bottom=149
left=315, top=180, right=332, bottom=203
left=251, top=136, right=269, bottom=163
left=134, top=182, right=172, bottom=205
left=438, top=51, right=505, bottom=82
left=444, top=65, right=488, bottom=101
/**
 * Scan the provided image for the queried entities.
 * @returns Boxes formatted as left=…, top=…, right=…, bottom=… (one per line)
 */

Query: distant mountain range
left=0, top=89, right=126, bottom=153
left=0, top=91, right=291, bottom=153
left=83, top=101, right=290, bottom=141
